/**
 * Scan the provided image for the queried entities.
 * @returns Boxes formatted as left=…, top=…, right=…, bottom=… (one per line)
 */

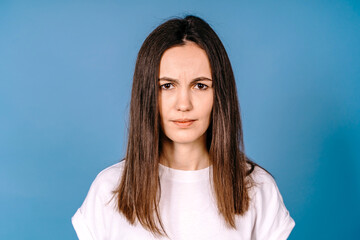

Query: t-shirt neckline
left=158, top=163, right=212, bottom=182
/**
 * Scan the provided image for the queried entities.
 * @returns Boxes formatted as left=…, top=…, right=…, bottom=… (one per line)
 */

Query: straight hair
left=113, top=15, right=260, bottom=237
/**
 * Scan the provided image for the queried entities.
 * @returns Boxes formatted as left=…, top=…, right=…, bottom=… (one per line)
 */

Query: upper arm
left=252, top=171, right=295, bottom=240
left=71, top=167, right=119, bottom=240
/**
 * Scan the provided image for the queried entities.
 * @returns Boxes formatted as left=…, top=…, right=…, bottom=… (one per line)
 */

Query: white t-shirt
left=72, top=161, right=295, bottom=240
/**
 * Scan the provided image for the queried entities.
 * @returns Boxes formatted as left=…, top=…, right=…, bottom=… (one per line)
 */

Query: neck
left=160, top=134, right=210, bottom=170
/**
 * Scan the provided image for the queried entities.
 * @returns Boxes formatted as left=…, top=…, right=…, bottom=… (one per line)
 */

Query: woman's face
left=158, top=41, right=214, bottom=145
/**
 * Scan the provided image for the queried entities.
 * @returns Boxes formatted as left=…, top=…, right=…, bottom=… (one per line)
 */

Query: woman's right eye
left=160, top=83, right=174, bottom=90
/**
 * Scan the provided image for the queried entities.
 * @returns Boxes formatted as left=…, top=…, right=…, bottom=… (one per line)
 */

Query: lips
left=172, top=119, right=196, bottom=128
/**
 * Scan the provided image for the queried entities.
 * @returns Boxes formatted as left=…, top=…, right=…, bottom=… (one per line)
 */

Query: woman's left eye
left=194, top=83, right=208, bottom=90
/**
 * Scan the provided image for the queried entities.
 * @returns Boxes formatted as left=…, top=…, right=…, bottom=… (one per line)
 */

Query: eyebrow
left=158, top=77, right=212, bottom=84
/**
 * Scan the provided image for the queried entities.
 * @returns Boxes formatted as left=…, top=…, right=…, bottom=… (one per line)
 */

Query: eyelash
left=159, top=83, right=209, bottom=90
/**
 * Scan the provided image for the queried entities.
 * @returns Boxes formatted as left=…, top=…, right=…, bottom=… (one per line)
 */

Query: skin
left=158, top=41, right=214, bottom=170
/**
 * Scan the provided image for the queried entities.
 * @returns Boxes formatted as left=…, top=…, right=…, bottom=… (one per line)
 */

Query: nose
left=176, top=87, right=193, bottom=112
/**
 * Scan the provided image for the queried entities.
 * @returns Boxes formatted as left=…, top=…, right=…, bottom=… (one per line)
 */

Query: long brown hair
left=113, top=15, right=259, bottom=237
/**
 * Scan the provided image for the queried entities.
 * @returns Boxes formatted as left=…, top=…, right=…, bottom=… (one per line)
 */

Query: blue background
left=1, top=0, right=359, bottom=239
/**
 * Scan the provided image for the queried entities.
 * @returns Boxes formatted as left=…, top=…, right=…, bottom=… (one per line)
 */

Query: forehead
left=159, top=42, right=212, bottom=78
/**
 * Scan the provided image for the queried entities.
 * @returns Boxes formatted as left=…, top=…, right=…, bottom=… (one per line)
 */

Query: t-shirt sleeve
left=71, top=165, right=120, bottom=240
left=252, top=169, right=295, bottom=240
left=72, top=208, right=96, bottom=240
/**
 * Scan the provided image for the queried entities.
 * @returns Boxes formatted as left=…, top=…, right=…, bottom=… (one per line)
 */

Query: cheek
left=204, top=107, right=213, bottom=123
left=158, top=96, right=166, bottom=118
left=158, top=97, right=164, bottom=126
left=158, top=95, right=170, bottom=129
left=159, top=93, right=174, bottom=119
left=199, top=96, right=213, bottom=119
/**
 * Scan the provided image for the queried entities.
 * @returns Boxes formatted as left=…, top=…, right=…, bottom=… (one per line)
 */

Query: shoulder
left=94, top=160, right=126, bottom=185
left=78, top=160, right=126, bottom=207
left=250, top=165, right=277, bottom=191
left=248, top=165, right=286, bottom=210
left=89, top=160, right=126, bottom=196
left=247, top=165, right=295, bottom=240
left=245, top=163, right=277, bottom=195
left=72, top=161, right=126, bottom=239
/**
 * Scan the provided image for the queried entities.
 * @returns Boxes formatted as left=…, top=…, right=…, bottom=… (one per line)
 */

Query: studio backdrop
left=0, top=0, right=359, bottom=239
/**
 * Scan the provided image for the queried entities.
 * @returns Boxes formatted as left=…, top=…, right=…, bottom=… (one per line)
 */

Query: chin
left=170, top=138, right=199, bottom=145
left=165, top=131, right=207, bottom=145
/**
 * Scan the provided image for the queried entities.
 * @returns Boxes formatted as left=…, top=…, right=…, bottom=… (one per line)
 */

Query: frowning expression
left=158, top=41, right=214, bottom=145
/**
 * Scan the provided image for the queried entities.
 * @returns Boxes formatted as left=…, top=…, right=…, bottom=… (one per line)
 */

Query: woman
left=72, top=15, right=295, bottom=240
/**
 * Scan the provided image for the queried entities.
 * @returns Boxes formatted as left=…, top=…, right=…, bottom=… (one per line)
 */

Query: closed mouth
left=172, top=119, right=196, bottom=127
left=172, top=119, right=196, bottom=122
